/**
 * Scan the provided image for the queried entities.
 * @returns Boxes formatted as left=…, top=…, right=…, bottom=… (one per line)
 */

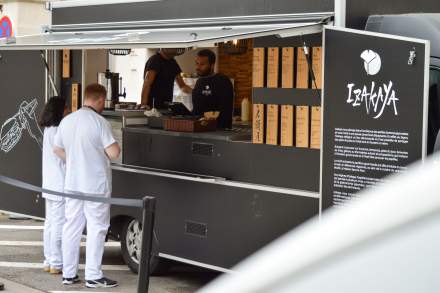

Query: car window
left=428, top=67, right=440, bottom=154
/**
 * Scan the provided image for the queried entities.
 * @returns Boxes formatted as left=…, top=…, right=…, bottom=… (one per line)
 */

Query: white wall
left=109, top=48, right=148, bottom=103
left=0, top=1, right=50, bottom=36
left=84, top=49, right=108, bottom=89
left=175, top=47, right=219, bottom=75
left=108, top=47, right=219, bottom=104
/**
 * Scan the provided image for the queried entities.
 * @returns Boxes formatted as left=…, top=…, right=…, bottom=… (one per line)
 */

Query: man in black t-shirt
left=141, top=48, right=191, bottom=109
left=192, top=49, right=234, bottom=129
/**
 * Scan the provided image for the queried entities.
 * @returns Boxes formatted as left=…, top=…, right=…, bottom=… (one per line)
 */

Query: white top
left=54, top=107, right=116, bottom=196
left=42, top=126, right=65, bottom=201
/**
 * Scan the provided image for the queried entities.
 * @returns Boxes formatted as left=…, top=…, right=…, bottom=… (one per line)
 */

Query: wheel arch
left=109, top=215, right=134, bottom=241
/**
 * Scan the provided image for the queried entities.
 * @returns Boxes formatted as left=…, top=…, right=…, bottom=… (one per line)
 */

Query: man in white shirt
left=54, top=84, right=120, bottom=288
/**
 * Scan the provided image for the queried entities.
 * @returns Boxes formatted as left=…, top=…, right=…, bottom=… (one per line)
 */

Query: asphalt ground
left=0, top=214, right=220, bottom=293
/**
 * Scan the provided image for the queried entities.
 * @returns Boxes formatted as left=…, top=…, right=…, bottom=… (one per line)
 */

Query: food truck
left=0, top=0, right=439, bottom=274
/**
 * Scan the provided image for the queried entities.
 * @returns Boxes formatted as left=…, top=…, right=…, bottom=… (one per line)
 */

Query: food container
left=163, top=117, right=217, bottom=132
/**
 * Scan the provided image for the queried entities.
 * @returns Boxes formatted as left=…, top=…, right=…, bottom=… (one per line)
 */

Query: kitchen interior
left=59, top=40, right=254, bottom=163
left=56, top=35, right=323, bottom=193
left=47, top=35, right=325, bottom=269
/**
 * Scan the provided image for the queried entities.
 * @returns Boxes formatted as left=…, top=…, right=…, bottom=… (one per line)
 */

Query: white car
left=198, top=155, right=440, bottom=293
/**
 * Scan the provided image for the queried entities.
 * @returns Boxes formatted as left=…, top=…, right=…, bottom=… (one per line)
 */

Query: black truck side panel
left=111, top=168, right=318, bottom=268
left=52, top=0, right=334, bottom=25
left=0, top=51, right=45, bottom=218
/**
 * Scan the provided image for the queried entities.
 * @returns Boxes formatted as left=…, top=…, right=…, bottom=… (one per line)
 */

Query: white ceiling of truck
left=0, top=21, right=329, bottom=50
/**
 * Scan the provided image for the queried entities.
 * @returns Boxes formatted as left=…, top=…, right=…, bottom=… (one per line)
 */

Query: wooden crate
left=164, top=118, right=217, bottom=132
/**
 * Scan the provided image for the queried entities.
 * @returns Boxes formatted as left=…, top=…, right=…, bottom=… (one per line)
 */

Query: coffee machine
left=98, top=69, right=126, bottom=109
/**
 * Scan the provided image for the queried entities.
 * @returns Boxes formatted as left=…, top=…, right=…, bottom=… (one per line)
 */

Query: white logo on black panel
left=360, top=50, right=382, bottom=76
left=345, top=50, right=399, bottom=119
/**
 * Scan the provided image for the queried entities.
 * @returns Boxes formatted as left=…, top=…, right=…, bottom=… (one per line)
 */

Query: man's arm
left=105, top=142, right=121, bottom=160
left=176, top=75, right=192, bottom=94
left=141, top=70, right=157, bottom=106
left=53, top=146, right=66, bottom=161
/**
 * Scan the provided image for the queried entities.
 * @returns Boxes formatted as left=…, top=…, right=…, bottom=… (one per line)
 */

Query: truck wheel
left=120, top=218, right=171, bottom=275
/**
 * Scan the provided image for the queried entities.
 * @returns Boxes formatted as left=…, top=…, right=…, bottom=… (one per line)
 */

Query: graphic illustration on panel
left=0, top=99, right=43, bottom=153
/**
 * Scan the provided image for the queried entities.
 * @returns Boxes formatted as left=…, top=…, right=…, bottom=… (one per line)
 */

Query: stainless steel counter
left=102, top=109, right=147, bottom=118
left=102, top=110, right=148, bottom=164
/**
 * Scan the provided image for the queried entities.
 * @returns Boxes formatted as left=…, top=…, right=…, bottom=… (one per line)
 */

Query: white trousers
left=62, top=197, right=110, bottom=280
left=43, top=199, right=66, bottom=269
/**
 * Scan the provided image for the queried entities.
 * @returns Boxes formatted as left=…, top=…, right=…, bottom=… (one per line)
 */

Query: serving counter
left=102, top=110, right=147, bottom=164
left=106, top=123, right=321, bottom=269
left=122, top=125, right=320, bottom=192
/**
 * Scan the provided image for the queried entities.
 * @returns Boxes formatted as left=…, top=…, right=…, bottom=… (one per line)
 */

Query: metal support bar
left=137, top=196, right=156, bottom=293
left=39, top=50, right=59, bottom=96
left=46, top=12, right=335, bottom=33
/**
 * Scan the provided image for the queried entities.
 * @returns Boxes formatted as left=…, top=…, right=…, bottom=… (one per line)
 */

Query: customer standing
left=54, top=84, right=120, bottom=288
left=39, top=96, right=68, bottom=275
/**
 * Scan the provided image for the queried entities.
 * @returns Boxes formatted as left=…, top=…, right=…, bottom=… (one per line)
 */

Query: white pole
left=334, top=0, right=347, bottom=27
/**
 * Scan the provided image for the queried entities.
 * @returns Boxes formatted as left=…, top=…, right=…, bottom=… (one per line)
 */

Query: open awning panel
left=0, top=21, right=330, bottom=50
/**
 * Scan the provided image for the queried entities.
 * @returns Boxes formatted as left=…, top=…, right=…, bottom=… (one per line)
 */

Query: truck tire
left=120, top=218, right=171, bottom=275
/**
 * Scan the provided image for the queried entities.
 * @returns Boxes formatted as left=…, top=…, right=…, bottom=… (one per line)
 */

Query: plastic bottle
left=241, top=98, right=250, bottom=122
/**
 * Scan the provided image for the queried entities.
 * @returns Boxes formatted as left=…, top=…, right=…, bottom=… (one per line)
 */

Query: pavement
left=0, top=214, right=220, bottom=293
left=0, top=277, right=45, bottom=293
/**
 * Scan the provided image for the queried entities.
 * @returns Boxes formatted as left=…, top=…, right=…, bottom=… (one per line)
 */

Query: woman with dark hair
left=38, top=96, right=69, bottom=275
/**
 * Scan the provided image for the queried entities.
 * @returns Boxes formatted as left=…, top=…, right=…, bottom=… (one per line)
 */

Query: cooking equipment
left=97, top=69, right=126, bottom=109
